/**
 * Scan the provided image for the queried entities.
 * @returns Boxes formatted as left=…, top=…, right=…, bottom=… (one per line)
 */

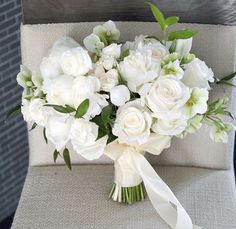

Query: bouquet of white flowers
left=8, top=3, right=236, bottom=229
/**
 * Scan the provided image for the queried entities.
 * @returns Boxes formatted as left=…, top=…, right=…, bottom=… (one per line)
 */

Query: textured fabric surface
left=12, top=165, right=236, bottom=229
left=20, top=22, right=236, bottom=168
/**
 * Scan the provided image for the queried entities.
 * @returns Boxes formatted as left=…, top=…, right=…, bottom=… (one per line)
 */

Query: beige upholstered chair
left=12, top=22, right=236, bottom=228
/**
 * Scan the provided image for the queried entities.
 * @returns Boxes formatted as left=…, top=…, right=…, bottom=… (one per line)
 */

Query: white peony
left=184, top=88, right=209, bottom=118
left=110, top=85, right=130, bottom=107
left=46, top=75, right=74, bottom=106
left=29, top=98, right=49, bottom=127
left=146, top=77, right=190, bottom=120
left=94, top=65, right=119, bottom=92
left=60, top=47, right=92, bottom=77
left=70, top=119, right=108, bottom=160
left=175, top=38, right=192, bottom=58
left=160, top=59, right=184, bottom=79
left=93, top=20, right=120, bottom=41
left=112, top=99, right=152, bottom=145
left=152, top=118, right=187, bottom=136
left=182, top=58, right=214, bottom=89
left=72, top=76, right=108, bottom=119
left=45, top=114, right=72, bottom=151
left=83, top=33, right=104, bottom=54
left=120, top=50, right=160, bottom=92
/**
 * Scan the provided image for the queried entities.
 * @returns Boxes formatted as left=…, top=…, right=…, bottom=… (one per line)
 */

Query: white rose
left=93, top=20, right=120, bottom=41
left=60, top=47, right=92, bottom=77
left=72, top=76, right=108, bottom=119
left=94, top=65, right=118, bottom=92
left=160, top=60, right=184, bottom=79
left=70, top=119, right=108, bottom=160
left=175, top=38, right=192, bottom=58
left=83, top=33, right=104, bottom=54
left=184, top=88, right=209, bottom=118
left=21, top=99, right=33, bottom=123
left=152, top=118, right=187, bottom=136
left=110, top=85, right=130, bottom=107
left=46, top=75, right=74, bottom=106
left=182, top=58, right=214, bottom=89
left=45, top=115, right=72, bottom=151
left=120, top=50, right=160, bottom=92
left=146, top=77, right=190, bottom=120
left=29, top=98, right=49, bottom=127
left=112, top=99, right=152, bottom=145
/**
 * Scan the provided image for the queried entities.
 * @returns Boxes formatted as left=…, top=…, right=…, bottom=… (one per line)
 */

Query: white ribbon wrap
left=105, top=135, right=201, bottom=229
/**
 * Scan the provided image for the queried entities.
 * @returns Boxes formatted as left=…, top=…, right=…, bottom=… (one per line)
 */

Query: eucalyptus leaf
left=167, top=29, right=197, bottom=41
left=43, top=127, right=48, bottom=144
left=165, top=16, right=179, bottom=27
left=63, top=148, right=71, bottom=170
left=147, top=2, right=166, bottom=31
left=53, top=149, right=60, bottom=163
left=75, top=99, right=89, bottom=118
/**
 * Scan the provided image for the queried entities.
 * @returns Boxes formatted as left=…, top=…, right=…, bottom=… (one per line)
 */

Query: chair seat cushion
left=12, top=165, right=236, bottom=229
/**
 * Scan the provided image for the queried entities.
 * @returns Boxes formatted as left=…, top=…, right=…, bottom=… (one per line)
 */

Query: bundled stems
left=108, top=182, right=145, bottom=204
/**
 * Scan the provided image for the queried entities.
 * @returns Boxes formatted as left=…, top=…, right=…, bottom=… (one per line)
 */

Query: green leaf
left=107, top=133, right=117, bottom=144
left=43, top=128, right=48, bottom=144
left=6, top=104, right=21, bottom=120
left=169, top=40, right=177, bottom=53
left=165, top=16, right=179, bottom=26
left=29, top=122, right=37, bottom=131
left=92, top=115, right=107, bottom=140
left=44, top=104, right=74, bottom=113
left=147, top=2, right=166, bottom=31
left=216, top=72, right=236, bottom=85
left=101, top=104, right=113, bottom=128
left=216, top=81, right=236, bottom=88
left=75, top=99, right=89, bottom=119
left=63, top=148, right=71, bottom=170
left=53, top=149, right=60, bottom=163
left=65, top=105, right=76, bottom=112
left=167, top=29, right=197, bottom=41
left=119, top=49, right=130, bottom=60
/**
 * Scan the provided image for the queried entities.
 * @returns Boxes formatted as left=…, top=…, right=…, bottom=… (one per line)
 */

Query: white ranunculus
left=83, top=33, right=104, bottom=54
left=46, top=114, right=72, bottom=151
left=184, top=88, right=209, bottom=118
left=16, top=65, right=31, bottom=88
left=182, top=58, right=214, bottom=89
left=60, top=47, right=92, bottom=77
left=146, top=77, right=190, bottom=120
left=120, top=50, right=160, bottom=92
left=94, top=65, right=118, bottom=92
left=160, top=59, right=184, bottom=79
left=70, top=119, right=108, bottom=160
left=46, top=75, right=74, bottom=106
left=93, top=20, right=120, bottom=41
left=21, top=99, right=33, bottom=123
left=152, top=118, right=187, bottom=136
left=72, top=76, right=108, bottom=119
left=110, top=85, right=130, bottom=107
left=175, top=38, right=192, bottom=58
left=112, top=99, right=152, bottom=145
left=29, top=98, right=49, bottom=127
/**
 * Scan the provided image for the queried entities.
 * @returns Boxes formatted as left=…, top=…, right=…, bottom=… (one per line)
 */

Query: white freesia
left=16, top=65, right=31, bottom=88
left=152, top=118, right=187, bottom=135
left=175, top=38, right=192, bottom=58
left=184, top=88, right=209, bottom=118
left=46, top=115, right=72, bottom=151
left=46, top=75, right=74, bottom=106
left=146, top=77, right=190, bottom=120
left=120, top=50, right=160, bottom=92
left=110, top=85, right=130, bottom=106
left=93, top=20, right=120, bottom=41
left=72, top=76, right=108, bottom=119
left=29, top=98, right=49, bottom=127
left=60, top=47, right=92, bottom=77
left=83, top=34, right=104, bottom=54
left=160, top=60, right=184, bottom=79
left=70, top=119, right=108, bottom=160
left=94, top=65, right=118, bottom=92
left=21, top=99, right=33, bottom=123
left=113, top=99, right=152, bottom=145
left=182, top=58, right=214, bottom=89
